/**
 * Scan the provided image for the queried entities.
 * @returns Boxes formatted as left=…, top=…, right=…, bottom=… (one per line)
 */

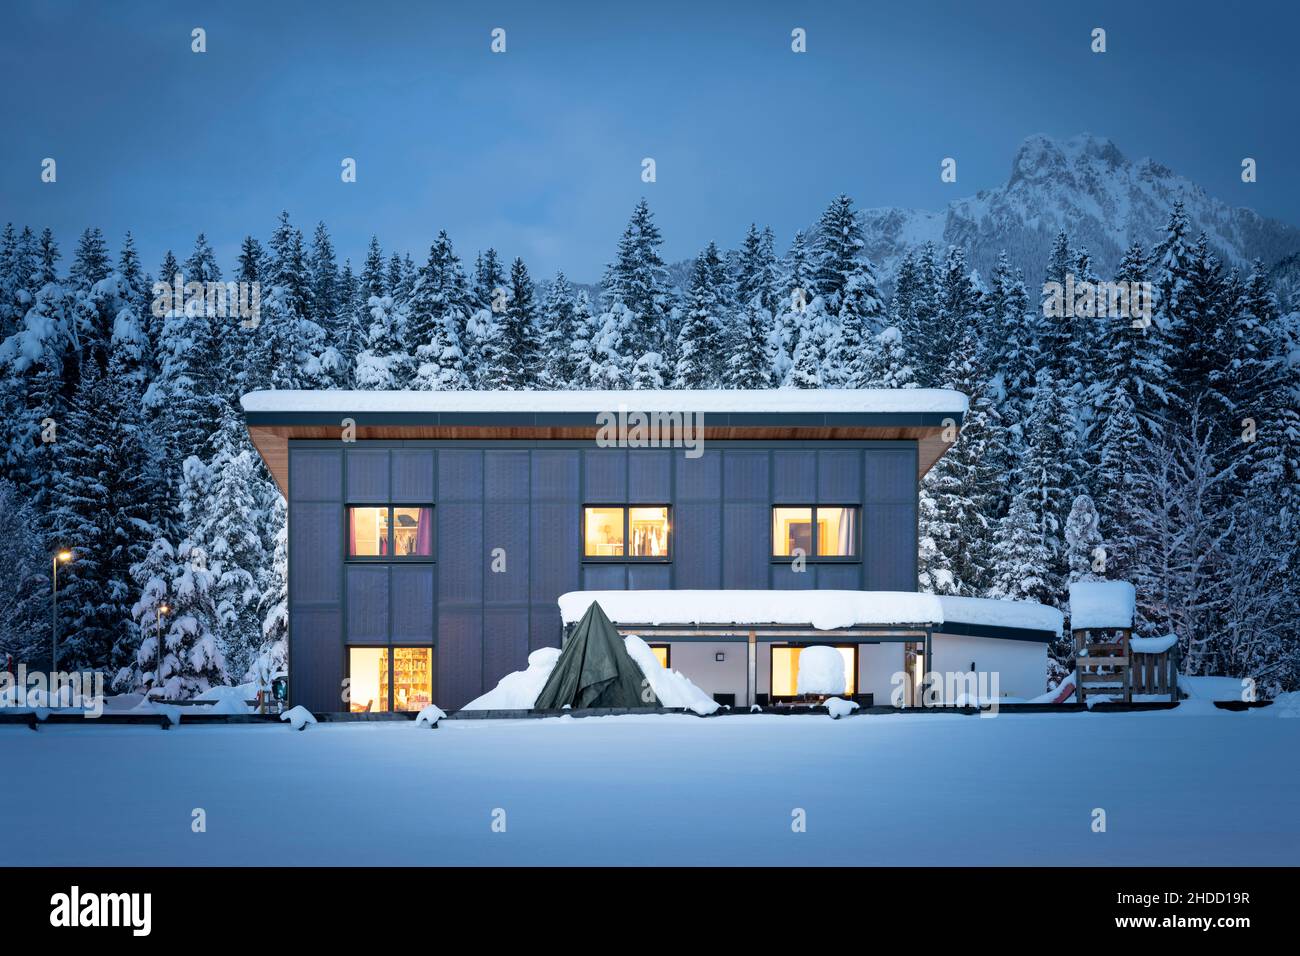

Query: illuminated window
left=770, top=646, right=857, bottom=698
left=772, top=507, right=813, bottom=557
left=392, top=647, right=433, bottom=712
left=349, top=646, right=433, bottom=712
left=348, top=647, right=389, bottom=713
left=771, top=506, right=859, bottom=559
left=629, top=506, right=669, bottom=557
left=649, top=644, right=671, bottom=669
left=348, top=506, right=433, bottom=559
left=583, top=505, right=670, bottom=560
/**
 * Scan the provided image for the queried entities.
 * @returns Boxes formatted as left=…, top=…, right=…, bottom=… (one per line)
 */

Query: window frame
left=347, top=644, right=435, bottom=713
left=769, top=504, right=862, bottom=563
left=768, top=643, right=860, bottom=701
left=345, top=504, right=436, bottom=562
left=648, top=643, right=671, bottom=669
left=581, top=503, right=673, bottom=563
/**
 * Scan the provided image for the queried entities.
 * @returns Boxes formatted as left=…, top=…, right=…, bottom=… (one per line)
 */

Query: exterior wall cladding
left=287, top=440, right=918, bottom=712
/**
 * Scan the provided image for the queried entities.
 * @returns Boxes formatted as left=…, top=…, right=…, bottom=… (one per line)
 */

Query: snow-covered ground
left=2, top=707, right=1295, bottom=866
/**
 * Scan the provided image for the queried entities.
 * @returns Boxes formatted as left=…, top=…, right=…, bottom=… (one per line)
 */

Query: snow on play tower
left=1069, top=581, right=1179, bottom=704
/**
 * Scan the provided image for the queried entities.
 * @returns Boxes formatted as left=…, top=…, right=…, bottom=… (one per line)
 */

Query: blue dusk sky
left=1, top=0, right=1296, bottom=281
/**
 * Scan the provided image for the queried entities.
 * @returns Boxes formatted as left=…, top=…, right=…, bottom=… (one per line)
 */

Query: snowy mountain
left=858, top=133, right=1300, bottom=287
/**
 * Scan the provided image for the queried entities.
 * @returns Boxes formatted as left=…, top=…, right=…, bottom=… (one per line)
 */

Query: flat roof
left=241, top=388, right=968, bottom=493
left=241, top=388, right=969, bottom=417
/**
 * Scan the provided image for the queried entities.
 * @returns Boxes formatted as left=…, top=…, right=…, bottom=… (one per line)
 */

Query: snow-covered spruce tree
left=251, top=494, right=288, bottom=687
left=822, top=255, right=886, bottom=387
left=1019, top=368, right=1072, bottom=604
left=674, top=243, right=728, bottom=388
left=143, top=293, right=218, bottom=476
left=182, top=402, right=270, bottom=678
left=500, top=257, right=541, bottom=388
left=540, top=272, right=585, bottom=388
left=562, top=291, right=600, bottom=388
left=602, top=198, right=674, bottom=357
left=408, top=231, right=471, bottom=390
left=1064, top=494, right=1104, bottom=583
left=331, top=258, right=364, bottom=386
left=462, top=307, right=510, bottom=390
left=473, top=247, right=506, bottom=314
left=734, top=223, right=780, bottom=320
left=862, top=326, right=917, bottom=389
left=122, top=538, right=227, bottom=697
left=353, top=294, right=412, bottom=389
left=810, top=194, right=864, bottom=309
left=988, top=478, right=1055, bottom=605
left=308, top=222, right=342, bottom=363
left=724, top=295, right=775, bottom=389
left=48, top=334, right=162, bottom=674
left=981, top=252, right=1038, bottom=434
left=630, top=350, right=666, bottom=389
left=783, top=295, right=835, bottom=389
left=0, top=478, right=50, bottom=668
left=894, top=242, right=942, bottom=387
left=359, top=236, right=386, bottom=301
left=585, top=302, right=634, bottom=389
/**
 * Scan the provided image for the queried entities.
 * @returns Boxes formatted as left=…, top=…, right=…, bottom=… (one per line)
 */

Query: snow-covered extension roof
left=558, top=590, right=1063, bottom=637
left=241, top=388, right=969, bottom=416
left=1068, top=581, right=1136, bottom=630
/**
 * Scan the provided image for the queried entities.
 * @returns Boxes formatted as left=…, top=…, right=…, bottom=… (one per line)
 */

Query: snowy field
left=2, top=705, right=1297, bottom=866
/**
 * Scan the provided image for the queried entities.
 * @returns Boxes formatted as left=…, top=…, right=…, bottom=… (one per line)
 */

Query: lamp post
left=155, top=604, right=170, bottom=698
left=51, top=550, right=72, bottom=672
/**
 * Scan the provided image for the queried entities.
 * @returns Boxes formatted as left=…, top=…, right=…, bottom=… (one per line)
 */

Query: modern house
left=241, top=388, right=1058, bottom=713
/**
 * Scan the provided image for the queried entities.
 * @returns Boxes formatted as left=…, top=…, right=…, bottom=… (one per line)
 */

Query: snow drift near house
left=623, top=635, right=719, bottom=715
left=280, top=705, right=316, bottom=730
left=462, top=640, right=719, bottom=714
left=1178, top=675, right=1250, bottom=702
left=414, top=705, right=446, bottom=728
left=1068, top=581, right=1136, bottom=630
left=463, top=648, right=562, bottom=710
left=559, top=590, right=1063, bottom=635
left=795, top=646, right=847, bottom=696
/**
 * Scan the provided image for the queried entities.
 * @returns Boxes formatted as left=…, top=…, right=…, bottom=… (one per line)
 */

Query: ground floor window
left=649, top=644, right=670, bottom=668
left=348, top=646, right=433, bottom=712
left=770, top=645, right=857, bottom=698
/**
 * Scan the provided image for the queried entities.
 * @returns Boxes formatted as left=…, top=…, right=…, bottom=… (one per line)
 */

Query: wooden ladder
left=1073, top=628, right=1132, bottom=705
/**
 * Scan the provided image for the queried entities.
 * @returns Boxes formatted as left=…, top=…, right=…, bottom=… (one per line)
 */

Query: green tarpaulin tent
left=534, top=600, right=660, bottom=709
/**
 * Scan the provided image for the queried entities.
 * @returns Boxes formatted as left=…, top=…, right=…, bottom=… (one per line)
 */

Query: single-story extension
left=241, top=387, right=1060, bottom=712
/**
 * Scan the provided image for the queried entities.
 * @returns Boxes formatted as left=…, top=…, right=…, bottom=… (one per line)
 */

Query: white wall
left=658, top=642, right=748, bottom=704
left=927, top=633, right=1047, bottom=701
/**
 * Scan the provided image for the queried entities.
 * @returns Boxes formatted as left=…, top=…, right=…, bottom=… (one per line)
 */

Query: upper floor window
left=583, top=505, right=670, bottom=560
left=771, top=505, right=859, bottom=559
left=348, top=506, right=433, bottom=559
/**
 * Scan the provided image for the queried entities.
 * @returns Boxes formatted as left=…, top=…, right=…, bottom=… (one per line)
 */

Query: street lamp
left=155, top=603, right=170, bottom=698
left=51, top=550, right=73, bottom=672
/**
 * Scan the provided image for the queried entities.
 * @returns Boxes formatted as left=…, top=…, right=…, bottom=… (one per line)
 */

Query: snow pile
left=462, top=648, right=562, bottom=710
left=623, top=635, right=720, bottom=715
left=1271, top=692, right=1300, bottom=717
left=414, top=705, right=446, bottom=728
left=559, top=590, right=1062, bottom=636
left=1129, top=634, right=1177, bottom=654
left=825, top=697, right=859, bottom=719
left=1027, top=673, right=1077, bottom=704
left=1178, top=675, right=1251, bottom=703
left=280, top=705, right=317, bottom=731
left=194, top=683, right=253, bottom=714
left=795, top=646, right=847, bottom=696
left=1068, top=581, right=1136, bottom=629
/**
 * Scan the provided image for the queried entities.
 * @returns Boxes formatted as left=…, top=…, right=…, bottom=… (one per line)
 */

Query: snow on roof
left=558, top=590, right=1062, bottom=636
left=240, top=388, right=969, bottom=417
left=1068, top=581, right=1136, bottom=630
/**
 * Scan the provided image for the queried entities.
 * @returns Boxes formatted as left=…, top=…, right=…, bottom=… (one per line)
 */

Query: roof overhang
left=242, top=389, right=967, bottom=494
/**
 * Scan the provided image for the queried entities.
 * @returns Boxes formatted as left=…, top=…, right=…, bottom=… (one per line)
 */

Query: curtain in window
left=416, top=508, right=433, bottom=556
left=837, top=508, right=852, bottom=555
